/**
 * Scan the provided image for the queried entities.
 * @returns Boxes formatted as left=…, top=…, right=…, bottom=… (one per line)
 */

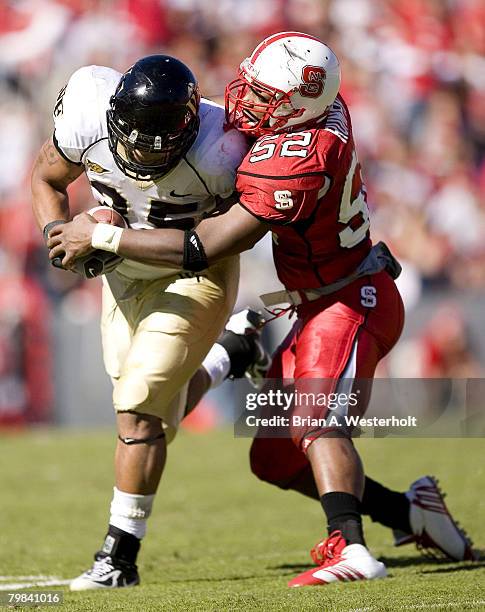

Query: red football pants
left=250, top=271, right=404, bottom=488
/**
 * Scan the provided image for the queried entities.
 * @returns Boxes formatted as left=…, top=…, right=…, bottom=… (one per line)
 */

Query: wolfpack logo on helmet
left=53, top=65, right=248, bottom=280
left=299, top=66, right=326, bottom=98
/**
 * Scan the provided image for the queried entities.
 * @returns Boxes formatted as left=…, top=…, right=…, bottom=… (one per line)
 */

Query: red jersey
left=236, top=95, right=372, bottom=290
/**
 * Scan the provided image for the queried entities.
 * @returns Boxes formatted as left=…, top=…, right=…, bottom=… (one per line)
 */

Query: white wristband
left=201, top=343, right=231, bottom=388
left=91, top=223, right=124, bottom=254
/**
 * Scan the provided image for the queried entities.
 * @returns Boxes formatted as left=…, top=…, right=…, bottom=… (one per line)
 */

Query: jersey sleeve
left=236, top=130, right=343, bottom=224
left=236, top=169, right=327, bottom=224
left=53, top=65, right=121, bottom=164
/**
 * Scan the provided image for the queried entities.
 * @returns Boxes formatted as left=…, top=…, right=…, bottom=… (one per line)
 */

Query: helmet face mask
left=225, top=65, right=303, bottom=136
left=107, top=55, right=200, bottom=181
left=225, top=32, right=341, bottom=137
left=107, top=108, right=199, bottom=181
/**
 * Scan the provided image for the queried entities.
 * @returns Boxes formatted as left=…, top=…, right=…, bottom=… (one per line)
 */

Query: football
left=73, top=206, right=128, bottom=279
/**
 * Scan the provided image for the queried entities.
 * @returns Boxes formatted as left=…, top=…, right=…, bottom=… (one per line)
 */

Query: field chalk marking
left=0, top=577, right=71, bottom=590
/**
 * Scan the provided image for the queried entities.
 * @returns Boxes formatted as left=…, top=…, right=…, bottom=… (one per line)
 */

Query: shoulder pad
left=53, top=66, right=121, bottom=163
left=186, top=99, right=249, bottom=197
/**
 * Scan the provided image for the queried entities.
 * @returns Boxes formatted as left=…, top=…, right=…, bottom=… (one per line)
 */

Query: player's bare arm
left=31, top=137, right=84, bottom=232
left=47, top=202, right=269, bottom=269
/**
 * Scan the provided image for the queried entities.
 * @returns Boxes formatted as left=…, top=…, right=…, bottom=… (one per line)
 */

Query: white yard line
left=0, top=577, right=71, bottom=590
left=0, top=576, right=57, bottom=581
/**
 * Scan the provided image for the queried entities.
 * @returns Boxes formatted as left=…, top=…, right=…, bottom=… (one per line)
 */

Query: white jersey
left=53, top=65, right=249, bottom=279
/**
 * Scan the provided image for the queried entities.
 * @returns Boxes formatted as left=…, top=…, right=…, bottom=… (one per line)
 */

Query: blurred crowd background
left=1, top=0, right=485, bottom=426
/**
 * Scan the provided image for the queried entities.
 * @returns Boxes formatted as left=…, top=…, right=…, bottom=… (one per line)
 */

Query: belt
left=260, top=242, right=401, bottom=308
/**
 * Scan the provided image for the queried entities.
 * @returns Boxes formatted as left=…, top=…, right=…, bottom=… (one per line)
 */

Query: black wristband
left=43, top=219, right=67, bottom=243
left=183, top=230, right=208, bottom=272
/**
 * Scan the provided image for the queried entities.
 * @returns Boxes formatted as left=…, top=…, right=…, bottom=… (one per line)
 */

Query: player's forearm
left=117, top=228, right=185, bottom=267
left=31, top=178, right=70, bottom=232
left=116, top=204, right=268, bottom=268
left=48, top=202, right=268, bottom=271
left=31, top=139, right=81, bottom=232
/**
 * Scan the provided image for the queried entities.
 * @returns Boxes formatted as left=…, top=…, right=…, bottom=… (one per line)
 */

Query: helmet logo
left=299, top=65, right=326, bottom=98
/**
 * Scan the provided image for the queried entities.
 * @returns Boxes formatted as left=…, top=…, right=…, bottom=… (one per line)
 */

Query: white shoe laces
left=87, top=557, right=116, bottom=579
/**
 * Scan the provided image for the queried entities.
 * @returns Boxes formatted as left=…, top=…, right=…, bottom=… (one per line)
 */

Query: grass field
left=0, top=429, right=484, bottom=611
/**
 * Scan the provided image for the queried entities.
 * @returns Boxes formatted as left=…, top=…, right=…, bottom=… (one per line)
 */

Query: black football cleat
left=70, top=554, right=139, bottom=590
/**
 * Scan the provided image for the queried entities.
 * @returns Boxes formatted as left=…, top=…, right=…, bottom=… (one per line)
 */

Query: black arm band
left=43, top=219, right=67, bottom=243
left=183, top=230, right=209, bottom=272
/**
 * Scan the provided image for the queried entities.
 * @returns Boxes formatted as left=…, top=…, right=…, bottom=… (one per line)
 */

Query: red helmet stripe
left=250, top=31, right=322, bottom=63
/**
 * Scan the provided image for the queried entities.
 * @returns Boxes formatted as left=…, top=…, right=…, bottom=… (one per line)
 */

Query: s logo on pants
left=361, top=286, right=377, bottom=308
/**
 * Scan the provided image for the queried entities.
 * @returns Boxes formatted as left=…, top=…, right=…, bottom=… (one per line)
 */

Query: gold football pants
left=100, top=256, right=239, bottom=442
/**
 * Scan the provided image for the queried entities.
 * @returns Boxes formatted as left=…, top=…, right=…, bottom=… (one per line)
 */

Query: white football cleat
left=288, top=531, right=387, bottom=587
left=393, top=475, right=478, bottom=561
left=70, top=555, right=139, bottom=591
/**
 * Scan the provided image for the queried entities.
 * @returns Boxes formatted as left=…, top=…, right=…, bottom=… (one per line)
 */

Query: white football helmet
left=225, top=31, right=341, bottom=136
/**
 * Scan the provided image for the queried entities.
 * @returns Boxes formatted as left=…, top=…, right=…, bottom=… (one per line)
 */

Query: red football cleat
left=288, top=531, right=387, bottom=587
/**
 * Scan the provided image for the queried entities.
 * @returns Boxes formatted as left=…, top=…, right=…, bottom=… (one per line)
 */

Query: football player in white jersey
left=31, top=55, right=250, bottom=590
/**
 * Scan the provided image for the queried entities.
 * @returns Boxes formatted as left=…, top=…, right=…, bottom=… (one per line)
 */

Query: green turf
left=0, top=429, right=484, bottom=611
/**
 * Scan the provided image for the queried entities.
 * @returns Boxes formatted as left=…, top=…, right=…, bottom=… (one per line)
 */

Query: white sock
left=201, top=343, right=231, bottom=388
left=109, top=487, right=155, bottom=540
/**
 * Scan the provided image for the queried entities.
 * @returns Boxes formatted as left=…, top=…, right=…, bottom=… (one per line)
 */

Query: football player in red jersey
left=48, top=33, right=477, bottom=584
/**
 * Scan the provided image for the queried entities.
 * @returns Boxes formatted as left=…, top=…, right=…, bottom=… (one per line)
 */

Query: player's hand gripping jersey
left=236, top=95, right=371, bottom=290
left=53, top=65, right=248, bottom=280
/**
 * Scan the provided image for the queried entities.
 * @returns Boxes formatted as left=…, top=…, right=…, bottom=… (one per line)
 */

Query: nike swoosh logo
left=170, top=190, right=193, bottom=198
